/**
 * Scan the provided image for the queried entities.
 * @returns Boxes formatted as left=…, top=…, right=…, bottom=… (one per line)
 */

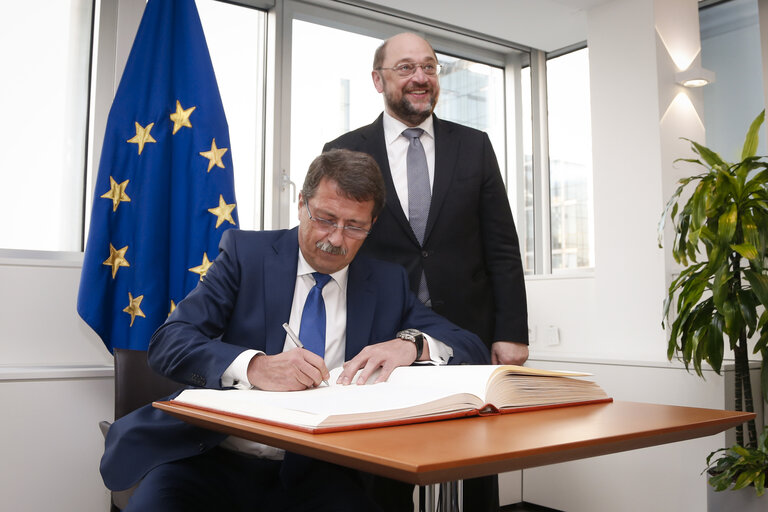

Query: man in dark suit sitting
left=324, top=32, right=530, bottom=511
left=99, top=149, right=488, bottom=511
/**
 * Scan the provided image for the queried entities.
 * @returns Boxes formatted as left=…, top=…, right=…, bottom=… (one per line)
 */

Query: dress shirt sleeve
left=220, top=349, right=261, bottom=389
left=422, top=334, right=453, bottom=365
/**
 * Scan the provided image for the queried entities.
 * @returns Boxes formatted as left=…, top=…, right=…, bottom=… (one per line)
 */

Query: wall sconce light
left=675, top=66, right=716, bottom=88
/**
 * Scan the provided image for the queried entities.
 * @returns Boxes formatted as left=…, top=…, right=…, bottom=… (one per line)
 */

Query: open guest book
left=169, top=365, right=611, bottom=433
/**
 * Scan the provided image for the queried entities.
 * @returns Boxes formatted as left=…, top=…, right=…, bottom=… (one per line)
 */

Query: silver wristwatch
left=396, top=329, right=425, bottom=360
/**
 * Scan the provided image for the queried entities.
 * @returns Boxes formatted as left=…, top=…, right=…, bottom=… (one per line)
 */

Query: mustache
left=316, top=240, right=347, bottom=255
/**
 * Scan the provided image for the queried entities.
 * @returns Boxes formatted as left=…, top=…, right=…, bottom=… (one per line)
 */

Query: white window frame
left=270, top=0, right=532, bottom=232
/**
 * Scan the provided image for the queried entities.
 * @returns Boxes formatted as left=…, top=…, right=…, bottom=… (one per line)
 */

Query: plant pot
left=707, top=482, right=765, bottom=512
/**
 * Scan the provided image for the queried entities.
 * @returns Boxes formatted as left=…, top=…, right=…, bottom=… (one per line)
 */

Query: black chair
left=99, top=348, right=183, bottom=511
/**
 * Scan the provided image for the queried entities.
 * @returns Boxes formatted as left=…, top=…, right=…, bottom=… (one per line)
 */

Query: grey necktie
left=403, top=128, right=431, bottom=304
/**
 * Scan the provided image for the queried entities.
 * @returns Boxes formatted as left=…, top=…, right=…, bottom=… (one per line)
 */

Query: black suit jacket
left=324, top=114, right=528, bottom=348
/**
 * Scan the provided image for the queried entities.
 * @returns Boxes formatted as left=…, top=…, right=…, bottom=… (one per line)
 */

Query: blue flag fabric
left=77, top=0, right=238, bottom=352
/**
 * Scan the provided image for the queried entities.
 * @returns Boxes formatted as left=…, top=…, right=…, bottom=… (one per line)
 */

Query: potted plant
left=659, top=110, right=768, bottom=502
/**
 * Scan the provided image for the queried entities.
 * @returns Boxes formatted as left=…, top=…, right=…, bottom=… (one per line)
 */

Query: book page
left=174, top=371, right=486, bottom=429
left=486, top=373, right=608, bottom=408
left=331, top=364, right=498, bottom=400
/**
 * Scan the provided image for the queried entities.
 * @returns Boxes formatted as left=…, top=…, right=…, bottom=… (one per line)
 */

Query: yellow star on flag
left=169, top=300, right=177, bottom=317
left=170, top=100, right=195, bottom=134
left=103, top=243, right=130, bottom=278
left=100, top=176, right=131, bottom=212
left=199, top=138, right=228, bottom=172
left=123, top=292, right=146, bottom=327
left=127, top=121, right=156, bottom=155
left=207, top=195, right=237, bottom=228
left=189, top=253, right=213, bottom=280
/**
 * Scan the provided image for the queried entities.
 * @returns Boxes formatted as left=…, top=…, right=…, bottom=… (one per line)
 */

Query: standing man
left=324, top=32, right=529, bottom=511
left=99, top=150, right=489, bottom=511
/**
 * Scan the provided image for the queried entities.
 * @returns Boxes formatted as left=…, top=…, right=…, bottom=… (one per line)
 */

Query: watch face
left=398, top=328, right=421, bottom=339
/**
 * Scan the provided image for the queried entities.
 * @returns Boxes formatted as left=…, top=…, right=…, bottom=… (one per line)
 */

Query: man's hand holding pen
left=246, top=349, right=330, bottom=391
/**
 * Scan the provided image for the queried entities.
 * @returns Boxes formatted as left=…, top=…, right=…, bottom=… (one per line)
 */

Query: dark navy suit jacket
left=100, top=228, right=489, bottom=491
left=324, top=114, right=528, bottom=348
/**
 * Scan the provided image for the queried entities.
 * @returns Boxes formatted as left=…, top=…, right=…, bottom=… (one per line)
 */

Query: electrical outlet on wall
left=546, top=325, right=560, bottom=346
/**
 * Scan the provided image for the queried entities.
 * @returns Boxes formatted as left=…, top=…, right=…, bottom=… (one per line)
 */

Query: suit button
left=421, top=250, right=429, bottom=258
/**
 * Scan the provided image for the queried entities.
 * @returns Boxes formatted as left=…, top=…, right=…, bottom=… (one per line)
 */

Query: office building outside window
left=547, top=47, right=594, bottom=270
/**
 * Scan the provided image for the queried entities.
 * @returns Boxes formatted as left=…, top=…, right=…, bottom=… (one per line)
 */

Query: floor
left=500, top=502, right=564, bottom=512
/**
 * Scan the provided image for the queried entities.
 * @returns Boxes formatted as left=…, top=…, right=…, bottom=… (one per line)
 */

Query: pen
left=282, top=323, right=329, bottom=387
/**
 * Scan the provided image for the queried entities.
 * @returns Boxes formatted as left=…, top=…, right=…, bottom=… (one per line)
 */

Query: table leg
left=438, top=480, right=462, bottom=512
left=424, top=484, right=436, bottom=511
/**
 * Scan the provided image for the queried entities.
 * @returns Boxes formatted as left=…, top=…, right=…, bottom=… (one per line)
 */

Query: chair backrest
left=113, top=348, right=184, bottom=419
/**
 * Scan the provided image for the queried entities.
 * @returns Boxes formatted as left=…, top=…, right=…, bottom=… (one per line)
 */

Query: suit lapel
left=366, top=116, right=416, bottom=243
left=264, top=228, right=299, bottom=355
left=426, top=115, right=458, bottom=243
left=344, top=258, right=376, bottom=360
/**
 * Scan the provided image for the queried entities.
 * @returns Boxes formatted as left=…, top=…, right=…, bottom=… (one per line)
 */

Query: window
left=546, top=47, right=594, bottom=271
left=288, top=19, right=509, bottom=229
left=197, top=0, right=267, bottom=231
left=0, top=0, right=267, bottom=254
left=0, top=0, right=93, bottom=251
left=433, top=55, right=505, bottom=165
left=288, top=20, right=383, bottom=228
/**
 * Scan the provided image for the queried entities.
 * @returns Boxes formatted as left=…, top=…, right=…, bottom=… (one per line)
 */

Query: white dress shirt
left=382, top=111, right=435, bottom=219
left=217, top=246, right=451, bottom=458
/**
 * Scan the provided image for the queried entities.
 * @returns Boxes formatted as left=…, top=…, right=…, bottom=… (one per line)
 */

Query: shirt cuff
left=221, top=349, right=261, bottom=389
left=421, top=333, right=453, bottom=365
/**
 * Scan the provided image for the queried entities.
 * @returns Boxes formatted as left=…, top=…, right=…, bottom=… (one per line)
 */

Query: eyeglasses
left=305, top=202, right=371, bottom=240
left=375, top=62, right=442, bottom=77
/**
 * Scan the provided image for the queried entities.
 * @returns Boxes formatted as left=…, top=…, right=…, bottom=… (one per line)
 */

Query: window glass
left=0, top=0, right=266, bottom=252
left=289, top=20, right=507, bottom=228
left=521, top=66, right=535, bottom=273
left=289, top=20, right=382, bottom=227
left=433, top=55, right=505, bottom=172
left=546, top=48, right=594, bottom=270
left=197, top=0, right=267, bottom=231
left=0, top=0, right=93, bottom=251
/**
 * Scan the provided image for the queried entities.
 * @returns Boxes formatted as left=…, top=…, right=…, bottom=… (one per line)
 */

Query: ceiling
left=365, top=0, right=613, bottom=52
left=363, top=0, right=734, bottom=53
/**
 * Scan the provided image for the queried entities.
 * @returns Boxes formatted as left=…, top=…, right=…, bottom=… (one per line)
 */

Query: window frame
left=543, top=42, right=594, bottom=276
left=271, top=0, right=533, bottom=232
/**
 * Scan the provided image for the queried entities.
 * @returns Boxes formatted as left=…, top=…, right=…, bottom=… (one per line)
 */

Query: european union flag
left=77, top=0, right=238, bottom=352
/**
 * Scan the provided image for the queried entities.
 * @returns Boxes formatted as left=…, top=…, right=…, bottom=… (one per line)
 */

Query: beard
left=316, top=239, right=347, bottom=256
left=384, top=85, right=438, bottom=126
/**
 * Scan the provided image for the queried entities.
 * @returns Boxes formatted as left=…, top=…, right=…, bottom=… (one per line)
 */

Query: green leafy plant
left=706, top=429, right=768, bottom=496
left=659, top=110, right=768, bottom=494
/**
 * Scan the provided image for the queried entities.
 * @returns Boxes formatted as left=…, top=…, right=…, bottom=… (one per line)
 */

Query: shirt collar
left=296, top=248, right=348, bottom=289
left=382, top=111, right=435, bottom=145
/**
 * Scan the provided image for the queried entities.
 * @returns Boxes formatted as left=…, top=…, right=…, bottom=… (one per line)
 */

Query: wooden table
left=154, top=400, right=751, bottom=487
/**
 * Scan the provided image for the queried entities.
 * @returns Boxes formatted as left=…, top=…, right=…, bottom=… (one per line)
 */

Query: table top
left=154, top=400, right=753, bottom=485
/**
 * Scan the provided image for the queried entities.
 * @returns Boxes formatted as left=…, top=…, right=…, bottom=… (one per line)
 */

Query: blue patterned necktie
left=298, top=272, right=332, bottom=357
left=403, top=128, right=431, bottom=304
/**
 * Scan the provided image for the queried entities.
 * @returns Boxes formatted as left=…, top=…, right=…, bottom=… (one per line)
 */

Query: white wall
left=527, top=0, right=671, bottom=364
left=508, top=359, right=731, bottom=511
left=0, top=0, right=760, bottom=510
left=0, top=257, right=113, bottom=511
